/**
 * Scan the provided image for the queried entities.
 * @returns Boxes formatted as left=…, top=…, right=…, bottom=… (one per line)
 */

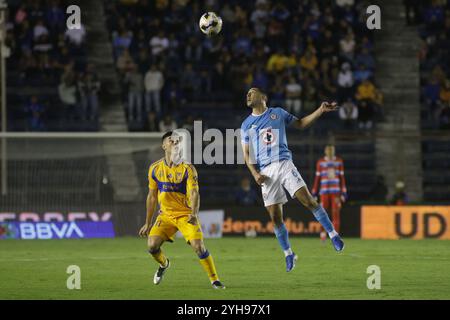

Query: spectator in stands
left=266, top=47, right=288, bottom=74
left=339, top=99, right=358, bottom=130
left=159, top=115, right=178, bottom=132
left=355, top=48, right=375, bottom=70
left=390, top=181, right=409, bottom=205
left=24, top=96, right=46, bottom=131
left=339, top=32, right=356, bottom=61
left=78, top=64, right=101, bottom=121
left=113, top=29, right=133, bottom=58
left=355, top=79, right=377, bottom=102
left=300, top=48, right=319, bottom=77
left=285, top=76, right=302, bottom=115
left=33, top=19, right=49, bottom=40
left=353, top=64, right=373, bottom=83
left=144, top=64, right=164, bottom=116
left=337, top=62, right=354, bottom=101
left=235, top=177, right=258, bottom=205
left=124, top=64, right=144, bottom=122
left=438, top=102, right=450, bottom=130
left=150, top=30, right=169, bottom=56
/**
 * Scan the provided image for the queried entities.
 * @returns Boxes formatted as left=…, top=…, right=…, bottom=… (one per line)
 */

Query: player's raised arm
left=295, top=102, right=338, bottom=130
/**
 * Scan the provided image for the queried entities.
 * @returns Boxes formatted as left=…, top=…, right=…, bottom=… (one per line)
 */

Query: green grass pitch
left=1, top=237, right=450, bottom=299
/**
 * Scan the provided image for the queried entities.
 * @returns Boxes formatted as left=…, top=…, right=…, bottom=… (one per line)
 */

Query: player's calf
left=294, top=187, right=345, bottom=252
left=191, top=239, right=225, bottom=288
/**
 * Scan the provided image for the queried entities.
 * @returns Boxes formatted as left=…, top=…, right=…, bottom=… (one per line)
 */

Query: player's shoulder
left=149, top=158, right=164, bottom=171
left=182, top=162, right=198, bottom=176
left=241, top=113, right=254, bottom=129
left=271, top=106, right=287, bottom=114
left=335, top=156, right=344, bottom=163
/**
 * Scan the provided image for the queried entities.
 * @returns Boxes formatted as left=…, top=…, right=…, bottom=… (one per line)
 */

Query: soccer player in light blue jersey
left=241, top=88, right=345, bottom=272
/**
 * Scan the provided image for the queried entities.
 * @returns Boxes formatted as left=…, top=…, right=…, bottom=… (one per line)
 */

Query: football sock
left=274, top=223, right=292, bottom=253
left=312, top=205, right=336, bottom=236
left=284, top=248, right=293, bottom=257
left=149, top=249, right=168, bottom=267
left=198, top=250, right=219, bottom=282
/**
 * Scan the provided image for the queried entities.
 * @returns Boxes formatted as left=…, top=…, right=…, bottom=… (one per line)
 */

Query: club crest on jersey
left=270, top=113, right=277, bottom=120
left=261, top=127, right=275, bottom=145
left=167, top=173, right=173, bottom=179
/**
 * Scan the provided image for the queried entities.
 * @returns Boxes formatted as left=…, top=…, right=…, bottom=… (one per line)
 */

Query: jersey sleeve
left=278, top=107, right=298, bottom=126
left=240, top=122, right=250, bottom=145
left=148, top=164, right=158, bottom=190
left=186, top=165, right=199, bottom=192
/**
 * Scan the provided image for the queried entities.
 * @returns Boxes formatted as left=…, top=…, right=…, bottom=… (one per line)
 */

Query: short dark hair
left=162, top=131, right=173, bottom=142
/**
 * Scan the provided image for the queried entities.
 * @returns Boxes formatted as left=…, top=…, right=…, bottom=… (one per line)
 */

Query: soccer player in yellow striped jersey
left=139, top=131, right=225, bottom=289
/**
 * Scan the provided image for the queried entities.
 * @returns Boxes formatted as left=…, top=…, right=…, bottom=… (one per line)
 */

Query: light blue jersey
left=241, top=107, right=298, bottom=170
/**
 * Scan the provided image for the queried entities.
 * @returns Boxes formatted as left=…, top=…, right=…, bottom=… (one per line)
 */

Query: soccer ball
left=199, top=12, right=223, bottom=36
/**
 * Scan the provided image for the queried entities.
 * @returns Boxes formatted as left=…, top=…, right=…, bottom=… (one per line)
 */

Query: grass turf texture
left=1, top=237, right=449, bottom=299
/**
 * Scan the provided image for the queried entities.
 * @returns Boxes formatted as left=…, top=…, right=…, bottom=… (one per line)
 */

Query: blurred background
left=0, top=0, right=449, bottom=238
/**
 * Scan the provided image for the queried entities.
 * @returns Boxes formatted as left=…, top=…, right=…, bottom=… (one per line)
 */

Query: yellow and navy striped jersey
left=148, top=158, right=199, bottom=217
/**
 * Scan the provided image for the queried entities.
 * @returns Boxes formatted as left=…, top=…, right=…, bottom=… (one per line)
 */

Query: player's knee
left=301, top=195, right=318, bottom=210
left=148, top=242, right=161, bottom=254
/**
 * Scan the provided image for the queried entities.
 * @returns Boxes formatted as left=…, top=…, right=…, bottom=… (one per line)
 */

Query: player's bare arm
left=188, top=188, right=200, bottom=225
left=139, top=188, right=158, bottom=237
left=242, top=143, right=268, bottom=186
left=295, top=102, right=338, bottom=130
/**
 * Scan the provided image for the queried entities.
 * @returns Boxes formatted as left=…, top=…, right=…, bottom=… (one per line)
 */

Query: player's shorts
left=149, top=213, right=203, bottom=243
left=259, top=159, right=306, bottom=207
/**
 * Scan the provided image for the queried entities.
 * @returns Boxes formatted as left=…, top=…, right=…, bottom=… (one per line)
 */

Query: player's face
left=246, top=89, right=263, bottom=108
left=162, top=135, right=181, bottom=156
left=325, top=146, right=335, bottom=158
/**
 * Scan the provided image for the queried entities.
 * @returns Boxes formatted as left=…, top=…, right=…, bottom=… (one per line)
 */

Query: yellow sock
left=199, top=252, right=219, bottom=282
left=151, top=249, right=168, bottom=267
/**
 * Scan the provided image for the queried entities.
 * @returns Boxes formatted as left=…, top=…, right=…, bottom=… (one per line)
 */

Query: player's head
left=161, top=131, right=180, bottom=153
left=325, top=144, right=335, bottom=158
left=246, top=87, right=268, bottom=108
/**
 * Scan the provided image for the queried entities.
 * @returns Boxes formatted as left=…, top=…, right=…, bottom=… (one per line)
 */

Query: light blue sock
left=273, top=223, right=291, bottom=252
left=312, top=205, right=336, bottom=234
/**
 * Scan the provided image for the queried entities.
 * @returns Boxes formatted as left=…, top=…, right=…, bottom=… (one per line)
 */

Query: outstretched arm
left=294, top=102, right=338, bottom=130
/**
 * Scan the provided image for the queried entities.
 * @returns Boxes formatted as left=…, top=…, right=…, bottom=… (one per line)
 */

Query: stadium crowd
left=104, top=0, right=383, bottom=132
left=5, top=0, right=99, bottom=131
left=417, top=0, right=450, bottom=130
